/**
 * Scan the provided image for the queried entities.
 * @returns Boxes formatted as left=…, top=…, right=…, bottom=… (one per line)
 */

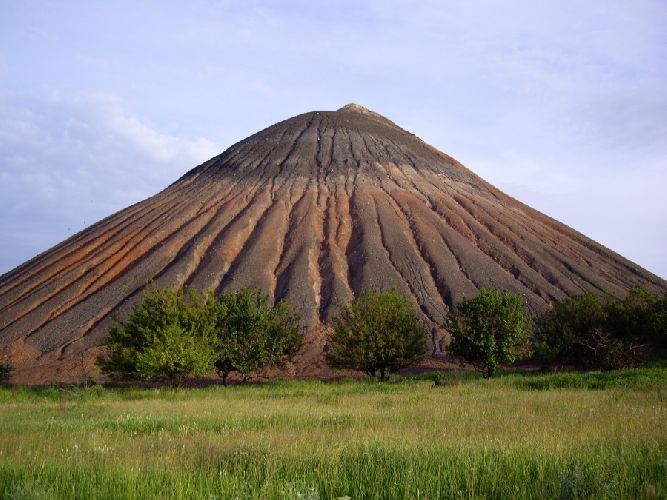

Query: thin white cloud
left=0, top=92, right=220, bottom=274
left=100, top=95, right=219, bottom=163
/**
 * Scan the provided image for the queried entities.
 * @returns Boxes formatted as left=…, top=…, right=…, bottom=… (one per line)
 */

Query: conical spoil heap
left=1, top=103, right=665, bottom=382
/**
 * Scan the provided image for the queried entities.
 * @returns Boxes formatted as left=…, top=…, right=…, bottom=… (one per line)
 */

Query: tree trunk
left=379, top=367, right=386, bottom=381
left=482, top=365, right=494, bottom=379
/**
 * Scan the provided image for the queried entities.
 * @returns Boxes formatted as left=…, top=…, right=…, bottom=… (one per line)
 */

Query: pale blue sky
left=1, top=0, right=666, bottom=278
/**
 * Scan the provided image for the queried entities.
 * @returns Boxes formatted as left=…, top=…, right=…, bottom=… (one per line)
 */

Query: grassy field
left=0, top=369, right=665, bottom=499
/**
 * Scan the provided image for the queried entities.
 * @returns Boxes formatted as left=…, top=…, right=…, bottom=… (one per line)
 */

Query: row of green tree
left=97, top=287, right=430, bottom=384
left=96, top=284, right=666, bottom=384
left=98, top=288, right=302, bottom=386
left=448, top=285, right=666, bottom=377
left=533, top=286, right=666, bottom=370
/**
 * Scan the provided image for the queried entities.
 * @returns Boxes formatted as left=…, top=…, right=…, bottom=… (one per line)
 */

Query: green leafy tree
left=213, top=288, right=302, bottom=385
left=446, top=288, right=531, bottom=378
left=605, top=286, right=667, bottom=349
left=97, top=287, right=217, bottom=385
left=326, top=288, right=428, bottom=381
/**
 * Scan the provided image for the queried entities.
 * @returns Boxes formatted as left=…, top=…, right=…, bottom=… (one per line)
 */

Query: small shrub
left=326, top=288, right=428, bottom=381
left=559, top=463, right=594, bottom=499
left=0, top=363, right=13, bottom=382
left=428, top=372, right=451, bottom=387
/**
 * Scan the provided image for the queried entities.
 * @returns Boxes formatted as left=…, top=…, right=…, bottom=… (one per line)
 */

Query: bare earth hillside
left=1, top=104, right=664, bottom=383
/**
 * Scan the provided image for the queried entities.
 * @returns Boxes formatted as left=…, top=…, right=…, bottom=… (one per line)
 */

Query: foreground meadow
left=0, top=369, right=665, bottom=499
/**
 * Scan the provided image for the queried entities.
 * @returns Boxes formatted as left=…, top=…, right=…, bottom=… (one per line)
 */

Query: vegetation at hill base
left=0, top=369, right=664, bottom=499
left=95, top=283, right=666, bottom=386
left=0, top=363, right=12, bottom=382
left=445, top=288, right=531, bottom=378
left=534, top=286, right=667, bottom=371
left=212, top=288, right=301, bottom=385
left=326, top=288, right=428, bottom=380
left=97, top=287, right=302, bottom=385
left=442, top=285, right=666, bottom=376
left=97, top=287, right=217, bottom=385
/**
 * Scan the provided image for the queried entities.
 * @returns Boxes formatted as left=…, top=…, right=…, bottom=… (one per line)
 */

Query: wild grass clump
left=507, top=367, right=667, bottom=391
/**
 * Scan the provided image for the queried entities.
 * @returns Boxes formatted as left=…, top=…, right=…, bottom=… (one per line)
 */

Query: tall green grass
left=0, top=369, right=665, bottom=499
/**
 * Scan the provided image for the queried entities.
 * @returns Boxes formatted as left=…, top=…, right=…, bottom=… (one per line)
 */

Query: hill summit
left=1, top=104, right=664, bottom=382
